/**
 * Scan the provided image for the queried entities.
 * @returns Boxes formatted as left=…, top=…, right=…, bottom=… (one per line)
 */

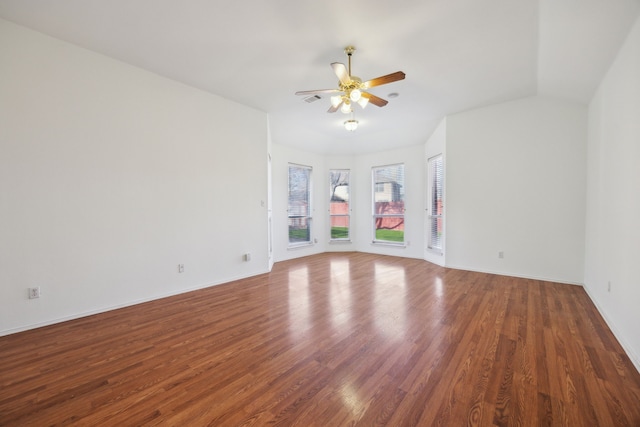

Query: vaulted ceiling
left=1, top=0, right=638, bottom=154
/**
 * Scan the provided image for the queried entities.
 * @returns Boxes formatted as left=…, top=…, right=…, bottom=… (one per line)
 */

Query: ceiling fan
left=295, top=46, right=406, bottom=114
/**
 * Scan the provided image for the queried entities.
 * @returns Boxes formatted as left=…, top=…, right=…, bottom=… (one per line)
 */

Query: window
left=329, top=169, right=350, bottom=241
left=372, top=164, right=405, bottom=244
left=288, top=164, right=312, bottom=246
left=428, top=155, right=444, bottom=252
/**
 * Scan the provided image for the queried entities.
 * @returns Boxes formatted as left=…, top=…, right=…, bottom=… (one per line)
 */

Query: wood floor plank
left=1, top=252, right=639, bottom=426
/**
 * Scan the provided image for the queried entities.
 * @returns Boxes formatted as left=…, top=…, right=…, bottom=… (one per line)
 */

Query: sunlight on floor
left=374, top=261, right=407, bottom=339
left=330, top=259, right=352, bottom=330
left=288, top=266, right=310, bottom=339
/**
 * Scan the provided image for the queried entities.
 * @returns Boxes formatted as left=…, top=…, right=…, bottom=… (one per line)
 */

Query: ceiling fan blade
left=362, top=71, right=406, bottom=89
left=362, top=92, right=388, bottom=107
left=295, top=88, right=341, bottom=96
left=331, top=62, right=351, bottom=85
left=327, top=101, right=343, bottom=113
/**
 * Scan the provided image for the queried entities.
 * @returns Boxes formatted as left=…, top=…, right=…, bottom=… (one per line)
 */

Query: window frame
left=329, top=169, right=351, bottom=242
left=287, top=163, right=313, bottom=248
left=371, top=163, right=405, bottom=246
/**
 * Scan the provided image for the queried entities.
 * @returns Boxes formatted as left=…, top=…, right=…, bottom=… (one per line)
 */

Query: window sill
left=371, top=241, right=406, bottom=248
left=329, top=240, right=352, bottom=244
left=287, top=242, right=314, bottom=250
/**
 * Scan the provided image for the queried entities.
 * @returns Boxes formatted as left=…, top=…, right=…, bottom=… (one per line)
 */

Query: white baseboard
left=443, top=263, right=583, bottom=286
left=0, top=269, right=270, bottom=337
left=581, top=285, right=640, bottom=374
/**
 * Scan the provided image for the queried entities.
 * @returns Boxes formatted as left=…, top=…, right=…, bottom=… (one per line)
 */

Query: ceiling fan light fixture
left=357, top=97, right=369, bottom=109
left=350, top=89, right=362, bottom=102
left=340, top=101, right=352, bottom=114
left=330, top=95, right=343, bottom=107
left=344, top=119, right=358, bottom=132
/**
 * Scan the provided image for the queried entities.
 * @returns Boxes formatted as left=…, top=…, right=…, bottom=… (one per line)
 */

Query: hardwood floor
left=1, top=252, right=639, bottom=426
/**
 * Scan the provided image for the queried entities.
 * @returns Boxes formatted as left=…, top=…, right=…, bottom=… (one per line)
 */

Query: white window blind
left=428, top=155, right=444, bottom=252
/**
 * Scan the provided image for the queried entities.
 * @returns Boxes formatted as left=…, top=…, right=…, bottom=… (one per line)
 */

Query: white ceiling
left=1, top=0, right=638, bottom=154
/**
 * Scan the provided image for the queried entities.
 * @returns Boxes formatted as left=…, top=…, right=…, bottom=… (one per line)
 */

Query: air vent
left=304, top=95, right=322, bottom=103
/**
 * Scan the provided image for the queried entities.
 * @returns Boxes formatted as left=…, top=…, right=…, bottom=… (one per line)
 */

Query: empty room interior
left=1, top=0, right=640, bottom=425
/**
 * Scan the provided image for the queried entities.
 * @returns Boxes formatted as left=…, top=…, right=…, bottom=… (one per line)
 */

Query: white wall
left=424, top=118, right=446, bottom=266
left=584, top=15, right=640, bottom=370
left=0, top=19, right=269, bottom=335
left=445, top=95, right=587, bottom=284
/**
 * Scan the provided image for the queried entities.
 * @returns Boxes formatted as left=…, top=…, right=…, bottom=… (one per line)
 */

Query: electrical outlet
left=178, top=264, right=185, bottom=273
left=498, top=251, right=504, bottom=259
left=243, top=253, right=251, bottom=262
left=28, top=287, right=41, bottom=299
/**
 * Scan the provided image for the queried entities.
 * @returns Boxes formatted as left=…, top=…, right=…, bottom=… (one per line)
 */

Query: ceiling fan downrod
left=345, top=45, right=356, bottom=76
